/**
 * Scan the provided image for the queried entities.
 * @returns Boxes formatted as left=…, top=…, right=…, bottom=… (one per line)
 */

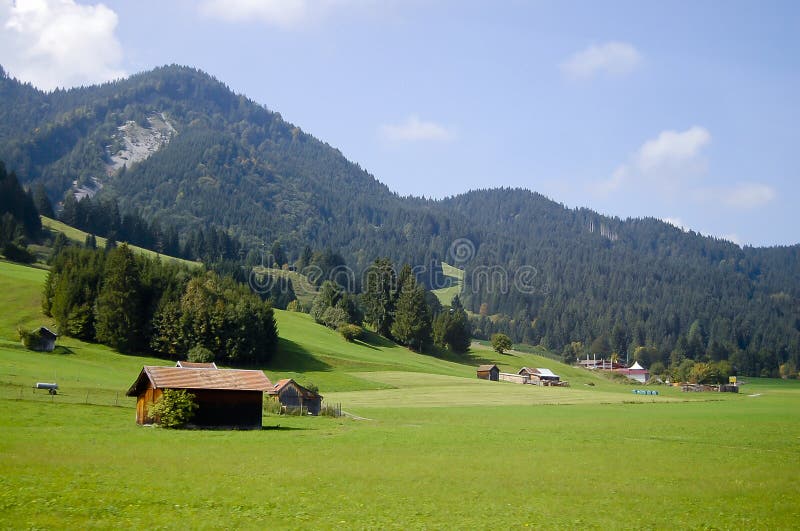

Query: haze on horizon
left=0, top=0, right=797, bottom=247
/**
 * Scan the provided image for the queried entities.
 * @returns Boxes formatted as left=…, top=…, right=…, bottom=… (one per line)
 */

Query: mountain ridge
left=1, top=63, right=798, bottom=372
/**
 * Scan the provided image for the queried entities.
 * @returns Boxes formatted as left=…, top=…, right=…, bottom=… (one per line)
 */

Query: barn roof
left=535, top=368, right=558, bottom=378
left=477, top=364, right=498, bottom=371
left=176, top=361, right=218, bottom=369
left=126, top=366, right=272, bottom=396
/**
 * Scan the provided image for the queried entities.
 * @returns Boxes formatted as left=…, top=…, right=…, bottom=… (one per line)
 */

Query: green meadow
left=1, top=259, right=799, bottom=528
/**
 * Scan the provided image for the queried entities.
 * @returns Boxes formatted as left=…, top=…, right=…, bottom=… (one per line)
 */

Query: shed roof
left=534, top=368, right=558, bottom=378
left=477, top=364, right=498, bottom=371
left=126, top=366, right=272, bottom=396
left=269, top=378, right=321, bottom=399
left=176, top=361, right=218, bottom=369
left=37, top=326, right=58, bottom=339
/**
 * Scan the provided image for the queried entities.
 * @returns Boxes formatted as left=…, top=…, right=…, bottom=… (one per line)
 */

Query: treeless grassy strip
left=40, top=216, right=200, bottom=269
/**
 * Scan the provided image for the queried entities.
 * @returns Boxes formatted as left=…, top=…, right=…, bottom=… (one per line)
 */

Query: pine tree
left=362, top=257, right=396, bottom=337
left=391, top=277, right=431, bottom=352
left=95, top=244, right=143, bottom=352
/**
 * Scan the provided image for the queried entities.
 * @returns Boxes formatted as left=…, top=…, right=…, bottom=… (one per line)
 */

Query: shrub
left=286, top=300, right=303, bottom=312
left=263, top=397, right=283, bottom=415
left=2, top=242, right=35, bottom=263
left=338, top=324, right=363, bottom=342
left=148, top=389, right=198, bottom=428
left=187, top=345, right=215, bottom=363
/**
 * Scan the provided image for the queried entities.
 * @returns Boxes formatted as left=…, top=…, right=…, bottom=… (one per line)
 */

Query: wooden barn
left=477, top=364, right=500, bottom=381
left=519, top=367, right=561, bottom=385
left=268, top=379, right=322, bottom=415
left=126, top=366, right=272, bottom=429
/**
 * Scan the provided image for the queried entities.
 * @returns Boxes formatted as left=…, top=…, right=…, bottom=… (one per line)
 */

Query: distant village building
left=476, top=364, right=500, bottom=381
left=126, top=366, right=272, bottom=429
left=577, top=357, right=624, bottom=370
left=615, top=361, right=650, bottom=383
left=268, top=379, right=322, bottom=415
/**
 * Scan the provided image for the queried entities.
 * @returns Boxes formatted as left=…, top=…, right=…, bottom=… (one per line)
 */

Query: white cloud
left=380, top=114, right=454, bottom=142
left=596, top=126, right=711, bottom=194
left=200, top=0, right=309, bottom=28
left=0, top=0, right=124, bottom=91
left=199, top=0, right=370, bottom=29
left=560, top=41, right=642, bottom=80
left=637, top=127, right=711, bottom=173
left=720, top=182, right=776, bottom=209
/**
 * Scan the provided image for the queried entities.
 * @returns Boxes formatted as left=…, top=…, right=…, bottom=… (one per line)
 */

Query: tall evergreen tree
left=391, top=276, right=432, bottom=352
left=94, top=244, right=143, bottom=352
left=362, top=257, right=397, bottom=337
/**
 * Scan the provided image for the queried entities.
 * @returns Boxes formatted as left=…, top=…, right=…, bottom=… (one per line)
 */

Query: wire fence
left=0, top=382, right=134, bottom=409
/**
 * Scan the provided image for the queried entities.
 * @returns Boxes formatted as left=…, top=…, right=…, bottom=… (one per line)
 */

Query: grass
left=40, top=216, right=200, bottom=269
left=1, top=259, right=799, bottom=528
left=251, top=266, right=319, bottom=307
left=431, top=261, right=463, bottom=306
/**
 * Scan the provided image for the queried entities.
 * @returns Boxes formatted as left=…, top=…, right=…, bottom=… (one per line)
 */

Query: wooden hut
left=21, top=326, right=57, bottom=352
left=477, top=364, right=499, bottom=381
left=126, top=366, right=272, bottom=429
left=268, top=379, right=323, bottom=415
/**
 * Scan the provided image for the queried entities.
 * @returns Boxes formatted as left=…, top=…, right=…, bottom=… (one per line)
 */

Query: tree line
left=42, top=243, right=277, bottom=365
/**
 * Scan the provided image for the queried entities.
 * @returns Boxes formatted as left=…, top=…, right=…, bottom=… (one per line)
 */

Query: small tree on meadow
left=491, top=333, right=512, bottom=354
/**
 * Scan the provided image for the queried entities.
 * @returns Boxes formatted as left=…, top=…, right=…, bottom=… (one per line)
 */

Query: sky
left=0, top=0, right=798, bottom=247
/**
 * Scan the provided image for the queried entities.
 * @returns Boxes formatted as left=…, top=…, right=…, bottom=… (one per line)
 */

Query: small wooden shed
left=21, top=326, right=57, bottom=352
left=477, top=364, right=500, bottom=381
left=126, top=366, right=272, bottom=429
left=268, top=379, right=323, bottom=415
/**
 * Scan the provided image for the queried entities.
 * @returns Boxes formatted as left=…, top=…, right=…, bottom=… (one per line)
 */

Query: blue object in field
left=632, top=389, right=659, bottom=396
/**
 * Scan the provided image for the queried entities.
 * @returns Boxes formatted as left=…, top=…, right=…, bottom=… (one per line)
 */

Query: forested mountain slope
left=1, top=64, right=798, bottom=374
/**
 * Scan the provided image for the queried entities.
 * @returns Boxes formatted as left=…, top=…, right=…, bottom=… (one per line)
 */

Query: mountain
left=1, top=64, right=798, bottom=375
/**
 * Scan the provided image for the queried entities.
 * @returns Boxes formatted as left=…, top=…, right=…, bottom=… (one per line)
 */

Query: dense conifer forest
left=1, top=64, right=798, bottom=377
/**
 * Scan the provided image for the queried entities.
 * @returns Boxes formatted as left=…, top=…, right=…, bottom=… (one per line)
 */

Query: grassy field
left=431, top=261, right=463, bottom=306
left=40, top=216, right=200, bottom=269
left=1, top=259, right=799, bottom=528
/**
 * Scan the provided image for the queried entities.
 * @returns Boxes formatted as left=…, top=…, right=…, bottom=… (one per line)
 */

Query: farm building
left=126, top=366, right=272, bottom=429
left=477, top=364, right=500, bottom=381
left=519, top=367, right=561, bottom=385
left=20, top=326, right=57, bottom=352
left=615, top=361, right=650, bottom=383
left=268, top=379, right=322, bottom=415
left=499, top=372, right=529, bottom=384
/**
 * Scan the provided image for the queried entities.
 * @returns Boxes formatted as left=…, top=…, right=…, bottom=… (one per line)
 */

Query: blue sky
left=1, top=0, right=797, bottom=246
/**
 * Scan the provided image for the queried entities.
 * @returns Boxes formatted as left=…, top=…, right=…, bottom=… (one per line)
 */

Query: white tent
left=629, top=361, right=645, bottom=370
